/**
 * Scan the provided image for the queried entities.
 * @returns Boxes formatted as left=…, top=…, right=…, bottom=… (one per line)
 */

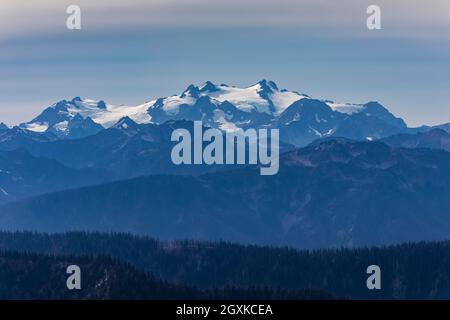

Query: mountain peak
left=72, top=113, right=84, bottom=121
left=199, top=81, right=219, bottom=93
left=0, top=123, right=9, bottom=131
left=381, top=128, right=450, bottom=152
left=52, top=100, right=70, bottom=111
left=435, top=122, right=450, bottom=133
left=181, top=84, right=200, bottom=98
left=112, top=117, right=140, bottom=135
left=97, top=100, right=107, bottom=109
left=362, top=101, right=407, bottom=129
left=364, top=101, right=383, bottom=108
left=426, top=128, right=449, bottom=137
left=257, top=79, right=278, bottom=92
left=114, top=116, right=136, bottom=126
left=16, top=80, right=428, bottom=145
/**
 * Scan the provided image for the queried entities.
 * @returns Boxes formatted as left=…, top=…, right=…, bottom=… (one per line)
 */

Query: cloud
left=1, top=0, right=449, bottom=40
left=1, top=0, right=449, bottom=126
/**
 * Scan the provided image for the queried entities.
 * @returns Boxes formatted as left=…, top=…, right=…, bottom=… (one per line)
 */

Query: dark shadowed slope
left=381, top=128, right=450, bottom=152
left=0, top=148, right=111, bottom=204
left=1, top=140, right=449, bottom=248
left=0, top=248, right=331, bottom=300
left=1, top=231, right=450, bottom=299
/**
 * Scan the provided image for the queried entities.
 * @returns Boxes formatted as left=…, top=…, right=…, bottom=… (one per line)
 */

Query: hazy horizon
left=1, top=0, right=449, bottom=127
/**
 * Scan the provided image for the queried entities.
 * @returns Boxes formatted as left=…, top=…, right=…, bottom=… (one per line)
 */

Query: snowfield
left=22, top=80, right=369, bottom=134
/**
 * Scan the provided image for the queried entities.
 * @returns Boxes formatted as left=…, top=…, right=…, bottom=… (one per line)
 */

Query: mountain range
left=0, top=123, right=8, bottom=131
left=1, top=139, right=449, bottom=248
left=381, top=128, right=450, bottom=152
left=0, top=121, right=259, bottom=197
left=12, top=80, right=448, bottom=146
left=0, top=148, right=110, bottom=204
left=0, top=80, right=449, bottom=250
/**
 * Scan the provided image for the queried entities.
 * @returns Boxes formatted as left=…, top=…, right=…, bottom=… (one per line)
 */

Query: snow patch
left=315, top=114, right=327, bottom=123
left=213, top=109, right=240, bottom=132
left=270, top=91, right=308, bottom=114
left=325, top=128, right=334, bottom=136
left=208, top=84, right=270, bottom=113
left=309, top=126, right=323, bottom=137
left=25, top=122, right=49, bottom=132
left=54, top=121, right=69, bottom=132
left=160, top=95, right=196, bottom=115
left=326, top=102, right=365, bottom=115
left=0, top=187, right=9, bottom=196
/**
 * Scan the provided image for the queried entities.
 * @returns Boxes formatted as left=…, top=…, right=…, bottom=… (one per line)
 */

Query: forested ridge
left=0, top=231, right=449, bottom=299
left=0, top=250, right=331, bottom=300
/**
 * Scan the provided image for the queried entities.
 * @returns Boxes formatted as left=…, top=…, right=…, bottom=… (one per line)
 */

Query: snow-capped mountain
left=153, top=81, right=408, bottom=145
left=20, top=97, right=151, bottom=139
left=18, top=80, right=410, bottom=145
left=111, top=116, right=145, bottom=136
left=21, top=80, right=309, bottom=134
left=0, top=123, right=8, bottom=131
left=153, top=80, right=309, bottom=115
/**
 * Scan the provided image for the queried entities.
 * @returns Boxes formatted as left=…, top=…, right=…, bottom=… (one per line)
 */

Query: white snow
left=270, top=91, right=309, bottom=114
left=24, top=81, right=367, bottom=133
left=25, top=122, right=49, bottom=132
left=325, top=128, right=334, bottom=136
left=208, top=84, right=271, bottom=113
left=159, top=95, right=196, bottom=115
left=213, top=109, right=240, bottom=132
left=28, top=98, right=153, bottom=130
left=206, top=83, right=308, bottom=115
left=326, top=102, right=365, bottom=115
left=68, top=100, right=153, bottom=127
left=54, top=121, right=69, bottom=132
left=0, top=187, right=8, bottom=196
left=309, top=126, right=323, bottom=137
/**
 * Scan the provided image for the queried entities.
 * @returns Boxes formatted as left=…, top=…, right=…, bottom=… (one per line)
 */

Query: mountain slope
left=2, top=231, right=450, bottom=299
left=0, top=251, right=201, bottom=300
left=435, top=122, right=450, bottom=133
left=274, top=99, right=407, bottom=146
left=1, top=119, right=295, bottom=179
left=0, top=245, right=331, bottom=300
left=1, top=140, right=449, bottom=248
left=3, top=120, right=243, bottom=178
left=0, top=126, right=58, bottom=151
left=20, top=98, right=105, bottom=139
left=20, top=97, right=149, bottom=138
left=381, top=128, right=450, bottom=152
left=0, top=148, right=110, bottom=204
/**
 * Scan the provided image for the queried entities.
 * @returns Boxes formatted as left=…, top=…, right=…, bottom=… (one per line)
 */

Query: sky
left=1, top=0, right=450, bottom=127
